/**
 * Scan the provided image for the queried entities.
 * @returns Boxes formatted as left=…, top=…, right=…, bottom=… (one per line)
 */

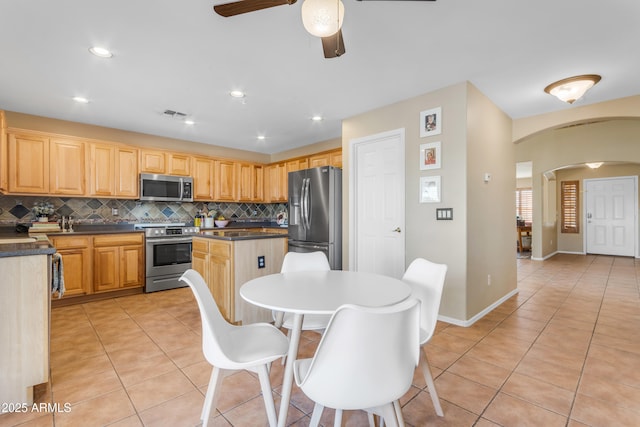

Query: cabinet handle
left=393, top=227, right=401, bottom=233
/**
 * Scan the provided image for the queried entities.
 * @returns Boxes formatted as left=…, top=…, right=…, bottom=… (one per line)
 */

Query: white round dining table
left=240, top=270, right=411, bottom=427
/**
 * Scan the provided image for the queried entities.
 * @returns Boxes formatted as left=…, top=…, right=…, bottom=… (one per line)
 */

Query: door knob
left=393, top=227, right=401, bottom=233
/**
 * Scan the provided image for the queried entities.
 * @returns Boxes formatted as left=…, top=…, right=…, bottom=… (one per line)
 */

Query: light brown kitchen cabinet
left=48, top=235, right=92, bottom=297
left=266, top=163, right=287, bottom=202
left=167, top=152, right=191, bottom=176
left=7, top=131, right=50, bottom=194
left=0, top=110, right=8, bottom=192
left=50, top=138, right=86, bottom=195
left=115, top=146, right=139, bottom=197
left=308, top=148, right=342, bottom=169
left=93, top=233, right=144, bottom=292
left=192, top=156, right=215, bottom=200
left=192, top=235, right=287, bottom=324
left=236, top=162, right=264, bottom=202
left=89, top=143, right=139, bottom=198
left=139, top=149, right=166, bottom=174
left=215, top=159, right=236, bottom=201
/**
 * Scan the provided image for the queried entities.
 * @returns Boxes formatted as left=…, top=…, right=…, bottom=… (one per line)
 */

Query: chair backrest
left=402, top=258, right=447, bottom=343
left=179, top=269, right=235, bottom=367
left=281, top=251, right=331, bottom=273
left=296, top=298, right=420, bottom=410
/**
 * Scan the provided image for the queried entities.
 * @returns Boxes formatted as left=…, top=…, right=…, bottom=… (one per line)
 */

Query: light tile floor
left=2, top=254, right=639, bottom=426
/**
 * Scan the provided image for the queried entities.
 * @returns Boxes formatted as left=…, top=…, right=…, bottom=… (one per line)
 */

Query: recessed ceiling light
left=230, top=90, right=245, bottom=98
left=257, top=135, right=266, bottom=140
left=73, top=96, right=89, bottom=104
left=311, top=115, right=323, bottom=121
left=184, top=119, right=195, bottom=125
left=88, top=46, right=113, bottom=58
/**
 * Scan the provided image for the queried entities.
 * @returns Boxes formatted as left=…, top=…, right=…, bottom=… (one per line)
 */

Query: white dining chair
left=274, top=251, right=332, bottom=334
left=402, top=258, right=448, bottom=417
left=293, top=298, right=421, bottom=427
left=180, top=269, right=289, bottom=427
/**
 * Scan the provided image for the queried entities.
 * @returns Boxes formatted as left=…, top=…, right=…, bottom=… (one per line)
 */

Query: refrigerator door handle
left=288, top=241, right=329, bottom=251
left=302, top=178, right=311, bottom=230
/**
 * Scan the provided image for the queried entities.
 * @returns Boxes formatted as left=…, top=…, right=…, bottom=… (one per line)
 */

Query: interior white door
left=349, top=129, right=405, bottom=278
left=585, top=176, right=637, bottom=256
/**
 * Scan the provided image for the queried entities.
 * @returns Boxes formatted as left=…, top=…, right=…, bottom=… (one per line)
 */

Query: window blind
left=516, top=188, right=533, bottom=223
left=561, top=180, right=579, bottom=233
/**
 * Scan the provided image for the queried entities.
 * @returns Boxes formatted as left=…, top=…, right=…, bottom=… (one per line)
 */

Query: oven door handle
left=146, top=237, right=194, bottom=244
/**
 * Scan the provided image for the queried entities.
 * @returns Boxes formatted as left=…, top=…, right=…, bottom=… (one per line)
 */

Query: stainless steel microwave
left=139, top=174, right=193, bottom=202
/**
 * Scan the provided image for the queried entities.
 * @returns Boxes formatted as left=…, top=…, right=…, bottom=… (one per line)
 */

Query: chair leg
left=256, top=364, right=278, bottom=427
left=334, top=409, right=343, bottom=427
left=379, top=403, right=399, bottom=427
left=419, top=348, right=444, bottom=417
left=367, top=412, right=376, bottom=427
left=309, top=403, right=324, bottom=427
left=281, top=328, right=293, bottom=365
left=202, top=367, right=225, bottom=427
left=393, top=400, right=405, bottom=427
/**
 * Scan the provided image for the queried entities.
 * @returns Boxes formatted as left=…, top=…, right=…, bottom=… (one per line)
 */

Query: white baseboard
left=438, top=288, right=520, bottom=327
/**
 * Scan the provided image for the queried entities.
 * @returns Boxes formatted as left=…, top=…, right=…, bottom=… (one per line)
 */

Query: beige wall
left=342, top=82, right=516, bottom=322
left=515, top=117, right=640, bottom=259
left=555, top=164, right=640, bottom=253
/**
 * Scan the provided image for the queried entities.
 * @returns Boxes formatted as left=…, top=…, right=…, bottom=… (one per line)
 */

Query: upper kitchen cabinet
left=265, top=163, right=287, bottom=202
left=6, top=130, right=86, bottom=195
left=0, top=111, right=7, bottom=192
left=192, top=156, right=215, bottom=201
left=215, top=159, right=236, bottom=201
left=140, top=148, right=190, bottom=176
left=139, top=149, right=165, bottom=174
left=49, top=138, right=86, bottom=195
left=7, top=131, right=50, bottom=194
left=167, top=152, right=190, bottom=176
left=236, top=162, right=264, bottom=202
left=308, top=148, right=342, bottom=169
left=88, top=142, right=138, bottom=198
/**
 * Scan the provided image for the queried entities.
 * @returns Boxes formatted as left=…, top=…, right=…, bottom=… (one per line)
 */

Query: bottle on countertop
left=194, top=210, right=202, bottom=227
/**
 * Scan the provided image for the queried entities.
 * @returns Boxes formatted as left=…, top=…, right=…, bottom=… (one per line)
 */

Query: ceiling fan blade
left=214, top=0, right=296, bottom=17
left=322, top=30, right=346, bottom=58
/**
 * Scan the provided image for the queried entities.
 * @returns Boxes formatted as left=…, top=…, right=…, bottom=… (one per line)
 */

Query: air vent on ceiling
left=163, top=109, right=187, bottom=118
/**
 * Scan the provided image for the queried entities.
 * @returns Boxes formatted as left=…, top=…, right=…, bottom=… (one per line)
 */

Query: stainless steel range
left=135, top=223, right=199, bottom=292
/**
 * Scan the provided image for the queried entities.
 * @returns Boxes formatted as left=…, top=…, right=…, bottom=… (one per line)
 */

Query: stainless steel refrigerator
left=288, top=166, right=342, bottom=269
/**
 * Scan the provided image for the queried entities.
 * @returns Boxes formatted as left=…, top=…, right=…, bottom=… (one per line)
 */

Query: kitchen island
left=0, top=239, right=56, bottom=409
left=192, top=230, right=288, bottom=324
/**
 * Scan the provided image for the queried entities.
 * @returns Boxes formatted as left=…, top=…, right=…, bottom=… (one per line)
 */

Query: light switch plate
left=436, top=208, right=453, bottom=220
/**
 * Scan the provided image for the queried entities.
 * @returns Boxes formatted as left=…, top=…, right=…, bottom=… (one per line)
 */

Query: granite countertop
left=196, top=230, right=288, bottom=241
left=198, top=221, right=287, bottom=230
left=0, top=236, right=56, bottom=258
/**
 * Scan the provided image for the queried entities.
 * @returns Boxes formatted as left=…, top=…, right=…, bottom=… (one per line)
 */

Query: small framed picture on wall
left=420, top=176, right=441, bottom=203
left=420, top=107, right=442, bottom=137
left=420, top=141, right=441, bottom=170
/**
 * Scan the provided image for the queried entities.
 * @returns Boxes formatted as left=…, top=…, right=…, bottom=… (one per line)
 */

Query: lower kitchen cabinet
left=93, top=234, right=144, bottom=292
left=48, top=235, right=92, bottom=297
left=192, top=236, right=286, bottom=324
left=49, top=232, right=144, bottom=303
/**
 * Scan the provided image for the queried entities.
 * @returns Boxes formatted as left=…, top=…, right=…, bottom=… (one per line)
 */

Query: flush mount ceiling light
left=88, top=46, right=113, bottom=58
left=257, top=135, right=266, bottom=141
left=544, top=74, right=601, bottom=104
left=586, top=162, right=604, bottom=169
left=301, top=0, right=344, bottom=38
left=229, top=90, right=245, bottom=98
left=184, top=119, right=195, bottom=125
left=311, top=115, right=323, bottom=121
left=72, top=96, right=89, bottom=104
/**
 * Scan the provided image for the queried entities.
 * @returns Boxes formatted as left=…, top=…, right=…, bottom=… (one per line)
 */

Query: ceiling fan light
left=544, top=74, right=601, bottom=104
left=301, top=0, right=344, bottom=38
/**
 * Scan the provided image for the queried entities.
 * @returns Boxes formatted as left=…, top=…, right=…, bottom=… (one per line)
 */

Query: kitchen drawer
left=208, top=240, right=231, bottom=258
left=93, top=233, right=143, bottom=247
left=192, top=238, right=208, bottom=253
left=50, top=235, right=91, bottom=249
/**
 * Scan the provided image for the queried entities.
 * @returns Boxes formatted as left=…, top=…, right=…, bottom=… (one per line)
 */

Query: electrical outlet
left=487, top=274, right=491, bottom=286
left=257, top=256, right=265, bottom=269
left=112, top=208, right=119, bottom=216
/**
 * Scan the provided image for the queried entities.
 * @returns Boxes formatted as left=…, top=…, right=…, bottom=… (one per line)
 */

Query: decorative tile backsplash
left=0, top=195, right=287, bottom=225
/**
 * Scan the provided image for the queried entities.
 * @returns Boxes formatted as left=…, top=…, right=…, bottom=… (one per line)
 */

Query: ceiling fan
left=213, top=0, right=436, bottom=59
